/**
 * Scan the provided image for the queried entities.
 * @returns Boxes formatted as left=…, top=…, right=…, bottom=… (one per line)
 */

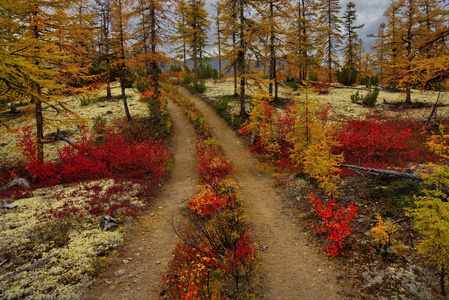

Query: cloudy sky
left=203, top=0, right=392, bottom=53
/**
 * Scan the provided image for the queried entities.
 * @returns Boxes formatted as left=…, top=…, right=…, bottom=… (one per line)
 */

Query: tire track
left=83, top=100, right=197, bottom=299
left=180, top=87, right=345, bottom=300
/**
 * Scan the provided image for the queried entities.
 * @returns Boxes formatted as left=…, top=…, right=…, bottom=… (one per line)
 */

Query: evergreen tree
left=342, top=2, right=364, bottom=71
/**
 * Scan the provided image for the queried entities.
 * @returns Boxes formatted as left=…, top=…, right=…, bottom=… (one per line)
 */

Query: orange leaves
left=189, top=194, right=235, bottom=218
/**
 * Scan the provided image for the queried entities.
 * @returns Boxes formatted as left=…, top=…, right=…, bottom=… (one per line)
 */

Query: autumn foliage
left=309, top=194, right=357, bottom=257
left=162, top=91, right=258, bottom=297
left=16, top=126, right=170, bottom=186
left=337, top=116, right=436, bottom=170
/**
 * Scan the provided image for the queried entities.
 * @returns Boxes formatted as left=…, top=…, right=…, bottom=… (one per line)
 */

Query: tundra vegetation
left=1, top=0, right=449, bottom=299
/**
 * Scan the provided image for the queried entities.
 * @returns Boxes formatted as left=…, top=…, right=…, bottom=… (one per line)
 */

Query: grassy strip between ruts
left=160, top=85, right=260, bottom=299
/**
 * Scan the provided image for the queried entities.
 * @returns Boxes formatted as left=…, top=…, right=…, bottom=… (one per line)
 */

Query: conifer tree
left=257, top=0, right=289, bottom=101
left=214, top=4, right=223, bottom=78
left=133, top=0, right=172, bottom=122
left=111, top=0, right=132, bottom=121
left=342, top=2, right=364, bottom=71
left=315, top=0, right=342, bottom=81
left=184, top=0, right=211, bottom=82
left=94, top=0, right=113, bottom=98
left=218, top=0, right=259, bottom=117
left=410, top=132, right=449, bottom=296
left=285, top=0, right=316, bottom=82
left=0, top=0, right=85, bottom=160
left=173, top=0, right=189, bottom=68
left=369, top=23, right=387, bottom=83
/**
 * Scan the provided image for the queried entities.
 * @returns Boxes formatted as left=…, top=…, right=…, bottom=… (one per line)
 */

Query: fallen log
left=0, top=252, right=60, bottom=282
left=341, top=164, right=421, bottom=180
left=0, top=178, right=30, bottom=192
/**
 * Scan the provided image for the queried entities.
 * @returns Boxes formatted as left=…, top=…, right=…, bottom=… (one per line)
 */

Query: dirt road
left=180, top=88, right=344, bottom=299
left=83, top=100, right=198, bottom=299
left=84, top=88, right=345, bottom=299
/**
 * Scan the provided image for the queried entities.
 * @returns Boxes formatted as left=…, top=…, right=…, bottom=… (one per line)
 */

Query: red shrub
left=337, top=116, right=436, bottom=171
left=16, top=127, right=171, bottom=186
left=189, top=193, right=235, bottom=217
left=309, top=194, right=357, bottom=257
left=197, top=142, right=231, bottom=190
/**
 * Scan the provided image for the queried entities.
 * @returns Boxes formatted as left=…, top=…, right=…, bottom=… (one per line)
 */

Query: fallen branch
left=424, top=92, right=441, bottom=130
left=56, top=129, right=76, bottom=146
left=341, top=164, right=421, bottom=180
left=0, top=252, right=60, bottom=282
left=0, top=178, right=30, bottom=192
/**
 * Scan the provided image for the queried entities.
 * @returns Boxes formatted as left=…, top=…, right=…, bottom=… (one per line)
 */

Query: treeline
left=1, top=0, right=449, bottom=154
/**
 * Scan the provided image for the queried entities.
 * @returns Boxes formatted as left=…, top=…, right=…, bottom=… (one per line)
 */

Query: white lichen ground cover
left=204, top=78, right=449, bottom=120
left=0, top=179, right=150, bottom=299
left=0, top=83, right=149, bottom=164
left=0, top=84, right=154, bottom=299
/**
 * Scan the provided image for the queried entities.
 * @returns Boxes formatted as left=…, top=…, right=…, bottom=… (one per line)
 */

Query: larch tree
left=0, top=0, right=85, bottom=161
left=110, top=0, right=132, bottom=121
left=94, top=0, right=113, bottom=98
left=398, top=0, right=449, bottom=90
left=342, top=2, right=364, bottom=71
left=184, top=0, right=211, bottom=82
left=314, top=0, right=342, bottom=82
left=134, top=0, right=173, bottom=122
left=213, top=4, right=223, bottom=78
left=285, top=0, right=316, bottom=82
left=219, top=0, right=259, bottom=118
left=258, top=0, right=289, bottom=101
left=173, top=0, right=189, bottom=69
left=369, top=23, right=387, bottom=83
left=381, top=0, right=421, bottom=103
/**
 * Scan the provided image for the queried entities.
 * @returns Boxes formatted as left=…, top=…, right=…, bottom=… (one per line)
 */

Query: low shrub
left=337, top=116, right=436, bottom=171
left=309, top=193, right=357, bottom=257
left=362, top=87, right=379, bottom=107
left=16, top=127, right=171, bottom=186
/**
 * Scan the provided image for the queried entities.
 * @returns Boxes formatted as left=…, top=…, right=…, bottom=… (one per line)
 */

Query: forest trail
left=83, top=100, right=198, bottom=299
left=84, top=88, right=345, bottom=300
left=179, top=87, right=345, bottom=299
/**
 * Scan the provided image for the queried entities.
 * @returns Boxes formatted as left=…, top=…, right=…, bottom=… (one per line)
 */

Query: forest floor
left=83, top=87, right=347, bottom=299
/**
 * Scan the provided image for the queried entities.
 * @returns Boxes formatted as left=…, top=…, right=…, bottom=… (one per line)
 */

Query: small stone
left=317, top=269, right=322, bottom=273
left=127, top=257, right=133, bottom=261
left=123, top=259, right=129, bottom=264
left=156, top=261, right=161, bottom=265
left=115, top=269, right=126, bottom=277
left=125, top=287, right=131, bottom=291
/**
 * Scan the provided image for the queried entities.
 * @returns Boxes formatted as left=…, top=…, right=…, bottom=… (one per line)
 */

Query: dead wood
left=424, top=92, right=441, bottom=130
left=341, top=164, right=421, bottom=180
left=0, top=252, right=60, bottom=282
left=0, top=178, right=30, bottom=192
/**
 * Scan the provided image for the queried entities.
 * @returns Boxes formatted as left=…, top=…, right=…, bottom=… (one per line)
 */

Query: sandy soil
left=82, top=100, right=198, bottom=299
left=179, top=87, right=345, bottom=299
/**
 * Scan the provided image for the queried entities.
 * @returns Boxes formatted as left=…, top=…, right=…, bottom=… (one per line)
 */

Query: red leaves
left=16, top=127, right=171, bottom=186
left=338, top=116, right=436, bottom=171
left=309, top=193, right=357, bottom=257
left=197, top=140, right=232, bottom=191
